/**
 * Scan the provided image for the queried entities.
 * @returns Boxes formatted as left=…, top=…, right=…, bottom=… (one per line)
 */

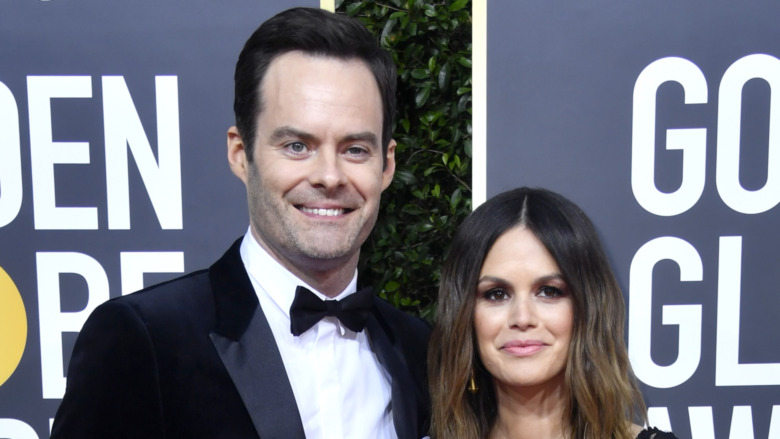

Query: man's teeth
left=300, top=207, right=344, bottom=216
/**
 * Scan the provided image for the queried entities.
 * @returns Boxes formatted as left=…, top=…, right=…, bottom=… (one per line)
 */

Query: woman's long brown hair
left=428, top=187, right=646, bottom=439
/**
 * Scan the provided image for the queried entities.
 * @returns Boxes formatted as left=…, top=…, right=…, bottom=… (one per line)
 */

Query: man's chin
left=299, top=246, right=354, bottom=262
left=291, top=228, right=369, bottom=264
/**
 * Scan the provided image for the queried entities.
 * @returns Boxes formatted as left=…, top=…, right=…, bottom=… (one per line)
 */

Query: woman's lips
left=501, top=340, right=545, bottom=357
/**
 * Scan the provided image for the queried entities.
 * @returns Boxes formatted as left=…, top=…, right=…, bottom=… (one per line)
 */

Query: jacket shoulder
left=372, top=297, right=431, bottom=346
left=105, top=268, right=212, bottom=316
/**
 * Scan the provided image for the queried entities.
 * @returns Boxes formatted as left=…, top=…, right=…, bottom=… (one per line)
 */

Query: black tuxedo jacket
left=51, top=238, right=431, bottom=439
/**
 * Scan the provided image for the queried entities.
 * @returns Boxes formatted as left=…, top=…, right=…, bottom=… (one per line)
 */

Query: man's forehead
left=256, top=52, right=383, bottom=128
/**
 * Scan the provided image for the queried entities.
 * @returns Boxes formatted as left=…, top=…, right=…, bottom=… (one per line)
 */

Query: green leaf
left=339, top=0, right=472, bottom=322
left=401, top=118, right=411, bottom=133
left=438, top=62, right=451, bottom=91
left=449, top=0, right=469, bottom=12
left=415, top=83, right=432, bottom=107
left=457, top=94, right=470, bottom=112
left=345, top=3, right=361, bottom=15
left=402, top=204, right=425, bottom=215
left=411, top=68, right=429, bottom=79
left=394, top=168, right=418, bottom=185
left=422, top=111, right=439, bottom=125
left=451, top=188, right=462, bottom=208
left=381, top=18, right=397, bottom=44
left=417, top=223, right=434, bottom=232
left=457, top=56, right=472, bottom=68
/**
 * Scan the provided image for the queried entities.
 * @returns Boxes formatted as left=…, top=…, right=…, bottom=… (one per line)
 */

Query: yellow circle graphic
left=0, top=266, right=27, bottom=387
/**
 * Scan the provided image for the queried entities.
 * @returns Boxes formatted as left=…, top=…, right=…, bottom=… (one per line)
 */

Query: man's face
left=228, top=51, right=395, bottom=281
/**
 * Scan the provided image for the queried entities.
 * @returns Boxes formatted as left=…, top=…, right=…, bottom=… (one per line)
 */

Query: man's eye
left=345, top=145, right=368, bottom=156
left=287, top=142, right=307, bottom=153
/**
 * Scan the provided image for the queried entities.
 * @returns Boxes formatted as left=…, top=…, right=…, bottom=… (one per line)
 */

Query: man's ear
left=381, top=139, right=397, bottom=191
left=227, top=126, right=249, bottom=184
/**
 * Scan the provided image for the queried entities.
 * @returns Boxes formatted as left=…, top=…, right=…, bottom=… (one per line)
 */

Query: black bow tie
left=289, top=286, right=373, bottom=336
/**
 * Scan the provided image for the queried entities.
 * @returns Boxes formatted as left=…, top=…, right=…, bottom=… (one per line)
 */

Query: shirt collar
left=239, top=228, right=358, bottom=318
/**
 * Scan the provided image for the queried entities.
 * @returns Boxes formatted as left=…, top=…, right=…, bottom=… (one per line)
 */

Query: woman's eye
left=482, top=288, right=508, bottom=302
left=538, top=286, right=564, bottom=298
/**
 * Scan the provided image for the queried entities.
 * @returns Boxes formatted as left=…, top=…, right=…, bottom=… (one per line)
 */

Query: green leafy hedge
left=338, top=0, right=473, bottom=321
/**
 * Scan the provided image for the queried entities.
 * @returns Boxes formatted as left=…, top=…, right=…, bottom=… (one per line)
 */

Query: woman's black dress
left=636, top=427, right=678, bottom=438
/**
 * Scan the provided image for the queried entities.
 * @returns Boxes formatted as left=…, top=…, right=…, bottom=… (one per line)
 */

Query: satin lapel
left=208, top=239, right=305, bottom=439
left=366, top=311, right=419, bottom=439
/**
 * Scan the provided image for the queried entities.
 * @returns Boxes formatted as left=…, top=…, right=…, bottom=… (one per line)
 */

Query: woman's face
left=473, top=226, right=574, bottom=391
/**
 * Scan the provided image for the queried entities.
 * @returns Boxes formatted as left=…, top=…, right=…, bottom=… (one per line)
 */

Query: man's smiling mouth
left=298, top=206, right=348, bottom=217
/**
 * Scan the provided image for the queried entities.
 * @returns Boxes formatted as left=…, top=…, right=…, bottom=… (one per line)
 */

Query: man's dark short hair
left=233, top=7, right=397, bottom=161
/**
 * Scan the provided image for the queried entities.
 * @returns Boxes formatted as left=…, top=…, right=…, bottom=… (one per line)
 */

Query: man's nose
left=307, top=149, right=347, bottom=189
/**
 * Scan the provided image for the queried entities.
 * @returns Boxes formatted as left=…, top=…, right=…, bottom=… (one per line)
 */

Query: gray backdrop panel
left=0, top=1, right=317, bottom=437
left=488, top=1, right=779, bottom=438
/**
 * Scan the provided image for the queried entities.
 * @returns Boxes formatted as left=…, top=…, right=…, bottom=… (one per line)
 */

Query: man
left=51, top=7, right=430, bottom=439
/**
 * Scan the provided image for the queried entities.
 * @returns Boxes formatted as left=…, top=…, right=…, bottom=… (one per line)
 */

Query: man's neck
left=250, top=230, right=359, bottom=298
left=285, top=260, right=358, bottom=298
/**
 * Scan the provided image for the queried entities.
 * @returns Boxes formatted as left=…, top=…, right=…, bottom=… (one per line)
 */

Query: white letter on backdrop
left=628, top=236, right=702, bottom=388
left=103, top=76, right=182, bottom=230
left=0, top=418, right=38, bottom=439
left=716, top=236, right=780, bottom=385
left=120, top=251, right=184, bottom=295
left=769, top=406, right=780, bottom=439
left=0, top=81, right=22, bottom=228
left=27, top=76, right=96, bottom=230
left=632, top=57, right=707, bottom=216
left=717, top=54, right=780, bottom=214
left=36, top=252, right=109, bottom=399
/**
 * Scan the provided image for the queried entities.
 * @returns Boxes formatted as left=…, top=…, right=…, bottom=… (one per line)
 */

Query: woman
left=428, top=187, right=677, bottom=439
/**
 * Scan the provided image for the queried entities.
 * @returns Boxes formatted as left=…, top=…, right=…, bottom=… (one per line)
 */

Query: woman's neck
left=488, top=376, right=569, bottom=439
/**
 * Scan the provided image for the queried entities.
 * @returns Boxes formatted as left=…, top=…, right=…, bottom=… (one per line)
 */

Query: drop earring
left=467, top=370, right=478, bottom=394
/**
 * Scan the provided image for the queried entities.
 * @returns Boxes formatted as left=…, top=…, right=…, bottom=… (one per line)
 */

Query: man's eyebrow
left=342, top=131, right=379, bottom=147
left=267, top=127, right=378, bottom=147
left=268, top=126, right=317, bottom=143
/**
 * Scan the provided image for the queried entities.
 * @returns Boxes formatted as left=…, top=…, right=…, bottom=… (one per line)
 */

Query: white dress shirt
left=239, top=229, right=397, bottom=439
